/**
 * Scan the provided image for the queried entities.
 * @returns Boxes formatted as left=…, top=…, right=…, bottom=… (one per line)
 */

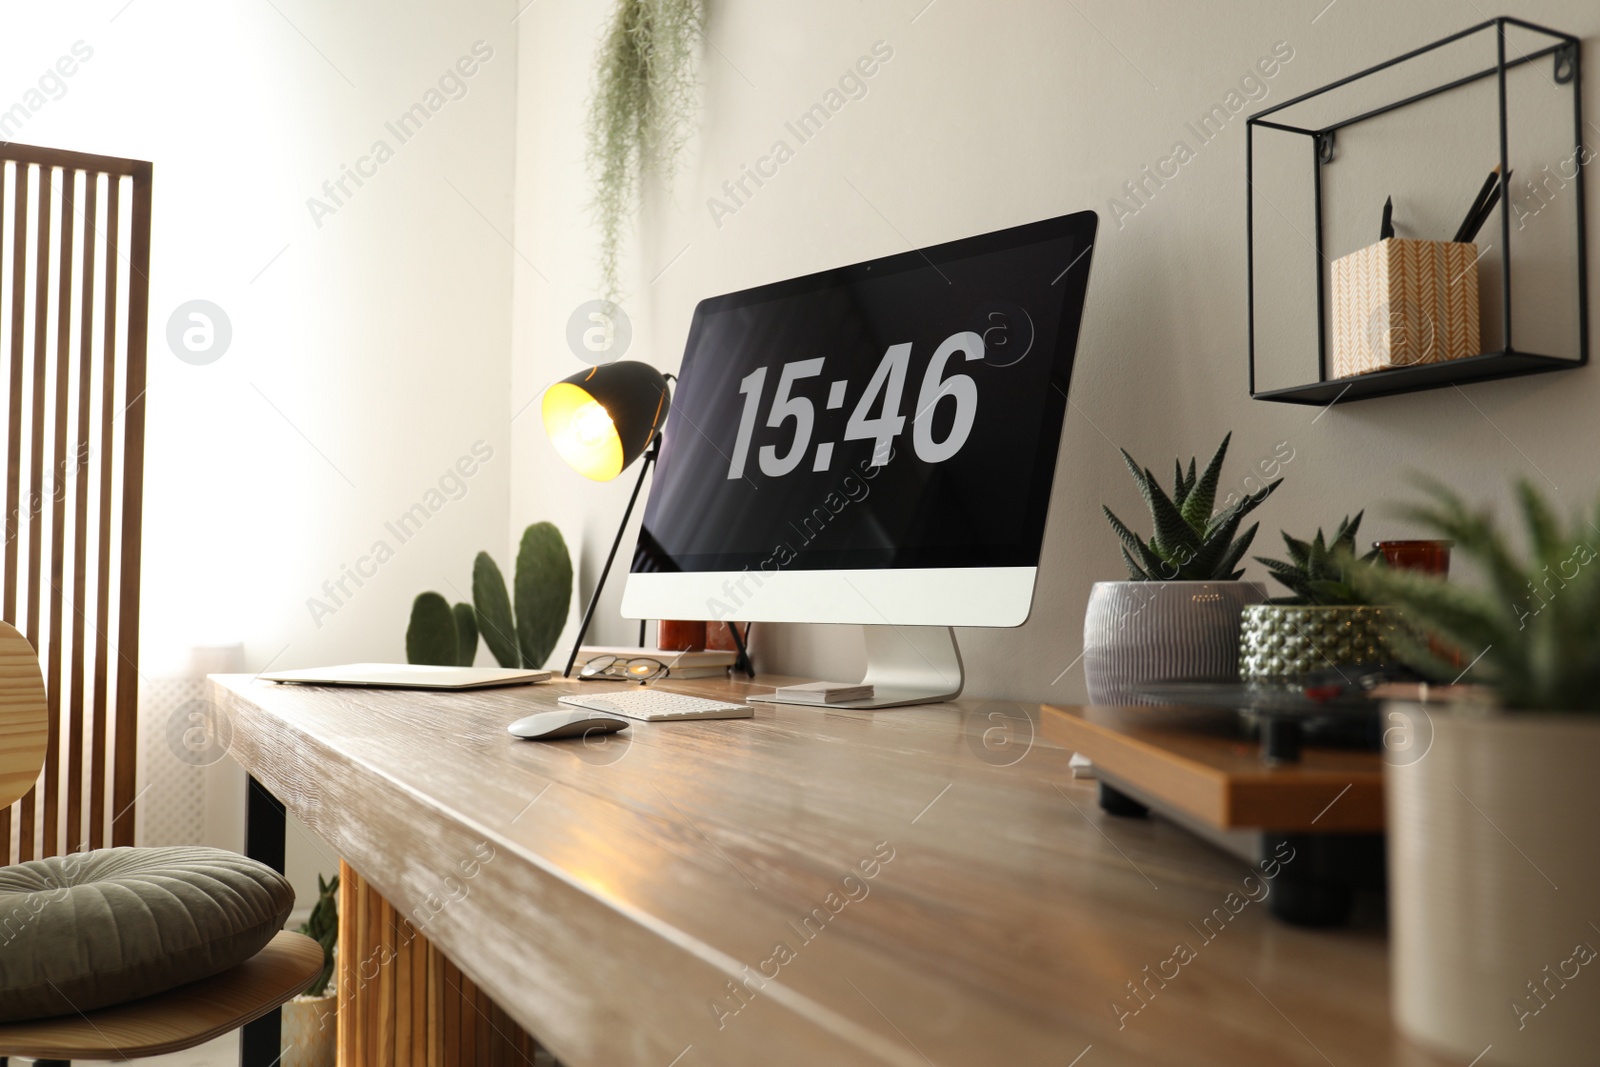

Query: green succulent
left=1103, top=433, right=1282, bottom=581
left=1255, top=513, right=1381, bottom=606
left=297, top=872, right=339, bottom=998
left=1351, top=477, right=1600, bottom=712
left=407, top=522, right=574, bottom=669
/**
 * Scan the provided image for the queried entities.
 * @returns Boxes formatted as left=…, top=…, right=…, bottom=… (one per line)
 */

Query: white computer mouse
left=507, top=709, right=630, bottom=741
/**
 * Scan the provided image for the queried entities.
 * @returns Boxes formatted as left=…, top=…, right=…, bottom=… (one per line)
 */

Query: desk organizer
left=1331, top=237, right=1481, bottom=376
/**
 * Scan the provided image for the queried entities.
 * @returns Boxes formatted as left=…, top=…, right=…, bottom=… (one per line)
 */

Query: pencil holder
left=1330, top=238, right=1481, bottom=377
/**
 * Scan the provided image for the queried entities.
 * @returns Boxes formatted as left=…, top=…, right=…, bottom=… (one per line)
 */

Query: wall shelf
left=1250, top=350, right=1576, bottom=406
left=1245, top=16, right=1588, bottom=404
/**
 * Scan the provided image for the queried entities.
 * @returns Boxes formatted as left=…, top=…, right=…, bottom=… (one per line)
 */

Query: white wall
left=3, top=0, right=519, bottom=911
left=513, top=0, right=1600, bottom=703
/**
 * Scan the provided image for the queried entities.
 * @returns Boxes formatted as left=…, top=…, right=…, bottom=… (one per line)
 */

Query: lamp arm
left=562, top=445, right=657, bottom=677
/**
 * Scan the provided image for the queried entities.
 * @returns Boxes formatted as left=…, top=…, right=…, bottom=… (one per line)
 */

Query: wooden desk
left=212, top=674, right=1448, bottom=1067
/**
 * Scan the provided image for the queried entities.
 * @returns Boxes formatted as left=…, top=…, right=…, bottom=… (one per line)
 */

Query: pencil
left=1453, top=165, right=1501, bottom=242
left=1461, top=169, right=1511, bottom=244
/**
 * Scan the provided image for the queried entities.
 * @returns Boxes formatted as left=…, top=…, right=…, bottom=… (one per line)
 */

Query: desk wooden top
left=211, top=674, right=1447, bottom=1067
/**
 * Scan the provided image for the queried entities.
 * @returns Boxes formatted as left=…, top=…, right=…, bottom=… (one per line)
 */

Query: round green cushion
left=0, top=846, right=295, bottom=1022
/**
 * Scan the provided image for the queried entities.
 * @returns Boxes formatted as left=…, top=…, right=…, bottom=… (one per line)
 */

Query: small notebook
left=771, top=681, right=875, bottom=705
left=261, top=663, right=552, bottom=690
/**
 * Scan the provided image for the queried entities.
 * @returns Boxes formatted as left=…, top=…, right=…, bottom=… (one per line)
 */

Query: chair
left=0, top=619, right=323, bottom=1064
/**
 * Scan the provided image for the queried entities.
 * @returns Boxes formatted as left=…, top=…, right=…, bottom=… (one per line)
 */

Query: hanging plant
left=586, top=0, right=704, bottom=300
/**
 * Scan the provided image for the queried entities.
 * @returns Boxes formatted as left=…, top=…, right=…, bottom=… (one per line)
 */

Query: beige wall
left=512, top=0, right=1599, bottom=703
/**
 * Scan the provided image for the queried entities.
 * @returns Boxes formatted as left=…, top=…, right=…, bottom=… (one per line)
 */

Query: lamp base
left=750, top=625, right=964, bottom=709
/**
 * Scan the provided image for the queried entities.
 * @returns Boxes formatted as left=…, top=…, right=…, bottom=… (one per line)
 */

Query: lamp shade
left=542, top=361, right=671, bottom=481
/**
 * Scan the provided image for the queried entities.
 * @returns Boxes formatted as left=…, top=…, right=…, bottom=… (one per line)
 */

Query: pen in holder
left=1330, top=237, right=1481, bottom=377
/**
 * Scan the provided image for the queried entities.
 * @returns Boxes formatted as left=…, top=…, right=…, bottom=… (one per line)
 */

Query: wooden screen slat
left=0, top=161, right=11, bottom=857
left=42, top=166, right=75, bottom=857
left=4, top=163, right=24, bottom=626
left=87, top=174, right=117, bottom=853
left=16, top=165, right=52, bottom=864
left=25, top=165, right=50, bottom=651
left=111, top=165, right=149, bottom=847
left=66, top=171, right=97, bottom=854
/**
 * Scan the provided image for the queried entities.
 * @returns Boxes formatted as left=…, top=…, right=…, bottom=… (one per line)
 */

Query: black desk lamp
left=543, top=361, right=755, bottom=678
left=543, top=361, right=671, bottom=677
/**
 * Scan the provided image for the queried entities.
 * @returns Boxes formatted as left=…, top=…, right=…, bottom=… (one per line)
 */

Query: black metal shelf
left=1250, top=350, right=1579, bottom=406
left=1246, top=16, right=1588, bottom=405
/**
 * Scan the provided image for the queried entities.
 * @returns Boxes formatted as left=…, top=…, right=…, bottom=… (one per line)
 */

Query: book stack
left=573, top=646, right=737, bottom=679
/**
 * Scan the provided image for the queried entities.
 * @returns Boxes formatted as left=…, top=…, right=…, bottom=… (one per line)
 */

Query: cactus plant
left=472, top=553, right=518, bottom=667
left=1255, top=513, right=1381, bottom=606
left=514, top=523, right=573, bottom=669
left=407, top=523, right=574, bottom=670
left=297, top=872, right=339, bottom=998
left=1103, top=432, right=1281, bottom=581
left=406, top=593, right=467, bottom=666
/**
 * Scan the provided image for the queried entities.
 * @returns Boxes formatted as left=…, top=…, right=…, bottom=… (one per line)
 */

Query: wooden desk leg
left=242, top=776, right=288, bottom=1067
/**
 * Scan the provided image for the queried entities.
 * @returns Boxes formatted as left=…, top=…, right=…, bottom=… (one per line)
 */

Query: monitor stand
left=750, top=625, right=964, bottom=709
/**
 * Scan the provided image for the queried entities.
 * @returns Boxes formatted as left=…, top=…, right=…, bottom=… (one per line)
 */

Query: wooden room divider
left=0, top=142, right=151, bottom=863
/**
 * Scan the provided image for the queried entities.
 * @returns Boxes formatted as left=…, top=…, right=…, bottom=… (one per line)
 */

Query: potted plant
left=588, top=0, right=703, bottom=298
left=1354, top=479, right=1600, bottom=1065
left=1239, top=513, right=1398, bottom=680
left=282, top=872, right=339, bottom=1067
left=1084, top=433, right=1280, bottom=703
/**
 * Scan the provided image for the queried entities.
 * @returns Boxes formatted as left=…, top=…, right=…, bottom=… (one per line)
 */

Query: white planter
left=1081, top=580, right=1265, bottom=704
left=1387, top=706, right=1600, bottom=1065
left=281, top=992, right=338, bottom=1067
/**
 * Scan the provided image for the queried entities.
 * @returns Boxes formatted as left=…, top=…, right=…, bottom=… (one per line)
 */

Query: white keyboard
left=559, top=689, right=754, bottom=722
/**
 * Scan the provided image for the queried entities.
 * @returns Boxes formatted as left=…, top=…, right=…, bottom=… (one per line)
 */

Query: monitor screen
left=631, top=211, right=1095, bottom=599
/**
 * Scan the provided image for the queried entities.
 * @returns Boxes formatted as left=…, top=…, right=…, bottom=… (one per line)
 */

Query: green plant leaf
left=1186, top=510, right=1249, bottom=577
left=1143, top=467, right=1196, bottom=558
left=1180, top=432, right=1231, bottom=529
left=1105, top=506, right=1167, bottom=576
left=472, top=552, right=520, bottom=668
left=1517, top=479, right=1563, bottom=562
left=406, top=593, right=458, bottom=666
left=515, top=522, right=574, bottom=669
left=452, top=602, right=478, bottom=667
left=1120, top=546, right=1153, bottom=580
left=1213, top=521, right=1259, bottom=580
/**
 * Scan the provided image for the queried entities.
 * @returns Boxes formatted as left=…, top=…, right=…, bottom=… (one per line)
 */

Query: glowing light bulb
left=572, top=400, right=615, bottom=446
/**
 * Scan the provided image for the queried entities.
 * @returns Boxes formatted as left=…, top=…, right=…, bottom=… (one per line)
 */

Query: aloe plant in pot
left=1238, top=513, right=1399, bottom=680
left=1352, top=478, right=1600, bottom=1065
left=1083, top=433, right=1281, bottom=703
left=282, top=873, right=339, bottom=1067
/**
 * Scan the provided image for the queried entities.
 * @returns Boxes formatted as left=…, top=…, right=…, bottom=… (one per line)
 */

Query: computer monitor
left=621, top=209, right=1097, bottom=707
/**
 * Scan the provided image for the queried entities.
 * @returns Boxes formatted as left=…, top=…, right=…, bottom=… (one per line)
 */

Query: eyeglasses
left=577, top=655, right=669, bottom=684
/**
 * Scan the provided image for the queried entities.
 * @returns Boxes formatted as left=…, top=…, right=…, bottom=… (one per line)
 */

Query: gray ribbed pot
left=1082, top=580, right=1266, bottom=704
left=1238, top=604, right=1398, bottom=680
